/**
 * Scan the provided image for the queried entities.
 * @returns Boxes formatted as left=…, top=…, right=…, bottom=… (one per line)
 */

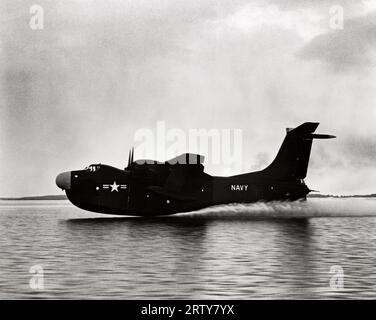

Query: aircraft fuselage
left=58, top=163, right=309, bottom=216
left=56, top=122, right=334, bottom=216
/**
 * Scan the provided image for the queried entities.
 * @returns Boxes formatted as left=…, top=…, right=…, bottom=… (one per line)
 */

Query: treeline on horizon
left=308, top=193, right=376, bottom=198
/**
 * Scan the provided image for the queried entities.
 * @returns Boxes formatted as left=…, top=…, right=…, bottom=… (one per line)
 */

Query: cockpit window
left=86, top=164, right=101, bottom=172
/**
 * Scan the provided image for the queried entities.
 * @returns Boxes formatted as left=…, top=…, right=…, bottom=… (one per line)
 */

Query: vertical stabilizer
left=259, top=122, right=335, bottom=180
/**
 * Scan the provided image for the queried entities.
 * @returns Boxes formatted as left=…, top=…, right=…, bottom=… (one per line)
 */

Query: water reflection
left=63, top=216, right=318, bottom=298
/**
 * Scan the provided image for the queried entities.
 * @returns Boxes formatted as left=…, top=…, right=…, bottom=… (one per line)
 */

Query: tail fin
left=260, top=122, right=335, bottom=180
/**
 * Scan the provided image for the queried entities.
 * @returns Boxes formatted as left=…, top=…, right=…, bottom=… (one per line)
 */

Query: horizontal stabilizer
left=306, top=134, right=336, bottom=139
left=288, top=123, right=336, bottom=139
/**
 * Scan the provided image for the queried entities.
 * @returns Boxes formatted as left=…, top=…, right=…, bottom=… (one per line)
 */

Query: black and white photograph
left=1, top=0, right=376, bottom=306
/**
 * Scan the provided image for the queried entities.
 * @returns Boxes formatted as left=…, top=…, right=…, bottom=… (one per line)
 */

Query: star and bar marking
left=102, top=181, right=127, bottom=192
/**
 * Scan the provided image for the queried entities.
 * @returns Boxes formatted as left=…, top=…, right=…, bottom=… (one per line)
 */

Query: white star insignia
left=110, top=181, right=119, bottom=192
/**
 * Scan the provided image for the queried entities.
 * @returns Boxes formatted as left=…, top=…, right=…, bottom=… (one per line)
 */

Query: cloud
left=266, top=0, right=362, bottom=11
left=342, top=135, right=376, bottom=167
left=298, top=11, right=376, bottom=71
left=1, top=0, right=376, bottom=196
left=249, top=152, right=271, bottom=171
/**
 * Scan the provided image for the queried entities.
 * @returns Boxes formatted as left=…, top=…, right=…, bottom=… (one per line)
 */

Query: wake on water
left=176, top=198, right=376, bottom=219
left=3, top=198, right=374, bottom=219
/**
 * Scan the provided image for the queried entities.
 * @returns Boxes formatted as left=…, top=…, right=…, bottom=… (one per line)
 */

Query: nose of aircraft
left=56, top=171, right=71, bottom=190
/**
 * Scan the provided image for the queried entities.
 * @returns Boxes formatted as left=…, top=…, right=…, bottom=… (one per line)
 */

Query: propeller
left=126, top=147, right=134, bottom=168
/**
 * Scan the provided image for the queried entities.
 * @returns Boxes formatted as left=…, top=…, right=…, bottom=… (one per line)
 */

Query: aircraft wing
left=165, top=153, right=205, bottom=165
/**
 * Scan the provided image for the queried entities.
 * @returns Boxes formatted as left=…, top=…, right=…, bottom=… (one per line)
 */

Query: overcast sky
left=1, top=0, right=376, bottom=196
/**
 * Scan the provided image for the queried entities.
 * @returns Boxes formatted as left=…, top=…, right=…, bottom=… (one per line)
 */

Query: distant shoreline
left=308, top=193, right=376, bottom=198
left=0, top=195, right=68, bottom=200
left=0, top=193, right=375, bottom=200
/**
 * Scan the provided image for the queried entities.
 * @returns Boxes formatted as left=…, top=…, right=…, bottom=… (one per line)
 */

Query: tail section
left=259, top=122, right=335, bottom=180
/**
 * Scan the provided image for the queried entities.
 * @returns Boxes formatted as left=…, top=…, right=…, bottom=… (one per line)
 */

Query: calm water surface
left=0, top=198, right=375, bottom=299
